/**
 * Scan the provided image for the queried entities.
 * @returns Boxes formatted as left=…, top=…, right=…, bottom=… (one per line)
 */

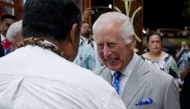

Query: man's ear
left=129, top=35, right=136, bottom=49
left=69, top=23, right=78, bottom=46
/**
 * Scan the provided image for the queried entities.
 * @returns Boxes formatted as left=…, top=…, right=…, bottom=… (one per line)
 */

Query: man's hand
left=82, top=8, right=95, bottom=22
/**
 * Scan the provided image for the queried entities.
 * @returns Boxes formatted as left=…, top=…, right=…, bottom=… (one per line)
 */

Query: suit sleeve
left=163, top=78, right=180, bottom=109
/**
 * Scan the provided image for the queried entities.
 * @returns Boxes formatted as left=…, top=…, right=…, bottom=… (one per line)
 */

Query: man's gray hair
left=6, top=20, right=22, bottom=42
left=93, top=12, right=134, bottom=44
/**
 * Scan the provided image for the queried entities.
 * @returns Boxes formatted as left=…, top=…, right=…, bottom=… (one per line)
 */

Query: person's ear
left=69, top=23, right=78, bottom=46
left=129, top=35, right=136, bottom=49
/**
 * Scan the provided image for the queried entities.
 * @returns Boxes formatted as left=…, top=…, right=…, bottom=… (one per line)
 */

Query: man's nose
left=103, top=45, right=111, bottom=57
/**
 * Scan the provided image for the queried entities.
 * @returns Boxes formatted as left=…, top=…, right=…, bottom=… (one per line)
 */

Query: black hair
left=23, top=0, right=82, bottom=42
left=1, top=14, right=16, bottom=22
left=146, top=31, right=162, bottom=43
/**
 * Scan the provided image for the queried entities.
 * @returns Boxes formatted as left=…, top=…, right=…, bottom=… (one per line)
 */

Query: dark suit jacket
left=0, top=44, right=4, bottom=57
left=0, top=34, right=4, bottom=57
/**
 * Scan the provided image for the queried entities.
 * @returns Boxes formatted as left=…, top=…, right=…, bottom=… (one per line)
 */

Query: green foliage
left=172, top=39, right=190, bottom=46
left=182, top=0, right=190, bottom=20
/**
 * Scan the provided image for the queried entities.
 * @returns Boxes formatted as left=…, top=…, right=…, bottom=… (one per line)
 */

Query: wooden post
left=0, top=0, right=23, bottom=20
left=113, top=0, right=144, bottom=54
left=14, top=0, right=23, bottom=20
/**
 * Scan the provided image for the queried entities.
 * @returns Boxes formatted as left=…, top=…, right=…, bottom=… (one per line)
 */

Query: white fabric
left=0, top=45, right=126, bottom=109
left=1, top=33, right=6, bottom=41
left=80, top=36, right=89, bottom=43
left=111, top=53, right=139, bottom=95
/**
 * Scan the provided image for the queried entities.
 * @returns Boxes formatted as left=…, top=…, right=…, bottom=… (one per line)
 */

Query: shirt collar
left=111, top=53, right=139, bottom=77
left=80, top=36, right=89, bottom=42
left=1, top=34, right=6, bottom=41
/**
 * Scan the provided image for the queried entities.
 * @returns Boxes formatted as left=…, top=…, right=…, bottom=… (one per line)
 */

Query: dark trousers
left=180, top=95, right=190, bottom=109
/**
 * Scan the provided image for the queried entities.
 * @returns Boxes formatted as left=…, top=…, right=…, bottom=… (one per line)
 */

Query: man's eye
left=98, top=44, right=103, bottom=48
left=109, top=43, right=116, bottom=47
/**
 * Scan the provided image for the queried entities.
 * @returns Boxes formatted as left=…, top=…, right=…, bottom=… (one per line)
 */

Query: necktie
left=112, top=72, right=121, bottom=94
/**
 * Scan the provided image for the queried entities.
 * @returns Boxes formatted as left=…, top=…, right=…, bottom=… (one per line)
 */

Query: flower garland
left=17, top=38, right=71, bottom=61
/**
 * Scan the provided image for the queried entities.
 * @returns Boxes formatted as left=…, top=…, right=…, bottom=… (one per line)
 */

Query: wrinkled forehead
left=95, top=22, right=121, bottom=32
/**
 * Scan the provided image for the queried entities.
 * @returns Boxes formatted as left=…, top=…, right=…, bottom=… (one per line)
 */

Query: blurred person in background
left=0, top=14, right=15, bottom=56
left=74, top=8, right=102, bottom=70
left=178, top=54, right=190, bottom=109
left=0, top=14, right=16, bottom=42
left=176, top=40, right=190, bottom=59
left=177, top=41, right=190, bottom=109
left=6, top=20, right=22, bottom=52
left=141, top=31, right=181, bottom=90
left=73, top=36, right=97, bottom=71
left=0, top=0, right=126, bottom=109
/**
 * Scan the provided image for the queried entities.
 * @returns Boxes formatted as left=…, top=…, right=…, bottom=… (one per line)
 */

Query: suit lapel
left=100, top=67, right=112, bottom=85
left=121, top=58, right=149, bottom=107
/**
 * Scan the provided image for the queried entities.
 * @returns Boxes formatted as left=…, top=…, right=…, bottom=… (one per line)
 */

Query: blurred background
left=0, top=0, right=190, bottom=57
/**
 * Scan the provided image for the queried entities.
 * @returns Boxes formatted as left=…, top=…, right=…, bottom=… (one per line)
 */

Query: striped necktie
left=112, top=72, right=121, bottom=94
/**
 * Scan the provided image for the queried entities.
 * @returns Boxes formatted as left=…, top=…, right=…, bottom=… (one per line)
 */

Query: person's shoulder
left=148, top=63, right=173, bottom=79
left=68, top=65, right=118, bottom=103
left=142, top=52, right=148, bottom=57
left=161, top=51, right=169, bottom=56
left=93, top=66, right=108, bottom=75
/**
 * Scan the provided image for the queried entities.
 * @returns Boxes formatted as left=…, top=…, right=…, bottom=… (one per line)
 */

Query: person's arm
left=168, top=56, right=180, bottom=91
left=179, top=63, right=190, bottom=79
left=176, top=49, right=183, bottom=59
left=82, top=8, right=94, bottom=22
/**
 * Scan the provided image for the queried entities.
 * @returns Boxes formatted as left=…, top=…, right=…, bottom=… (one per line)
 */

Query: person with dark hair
left=177, top=41, right=190, bottom=109
left=0, top=0, right=126, bottom=109
left=73, top=9, right=102, bottom=70
left=176, top=41, right=190, bottom=59
left=0, top=14, right=16, bottom=57
left=141, top=31, right=180, bottom=90
left=73, top=22, right=102, bottom=71
left=0, top=14, right=16, bottom=42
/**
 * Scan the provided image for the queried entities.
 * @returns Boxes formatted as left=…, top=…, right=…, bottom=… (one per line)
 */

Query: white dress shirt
left=111, top=53, right=139, bottom=96
left=0, top=45, right=126, bottom=109
left=1, top=33, right=6, bottom=41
